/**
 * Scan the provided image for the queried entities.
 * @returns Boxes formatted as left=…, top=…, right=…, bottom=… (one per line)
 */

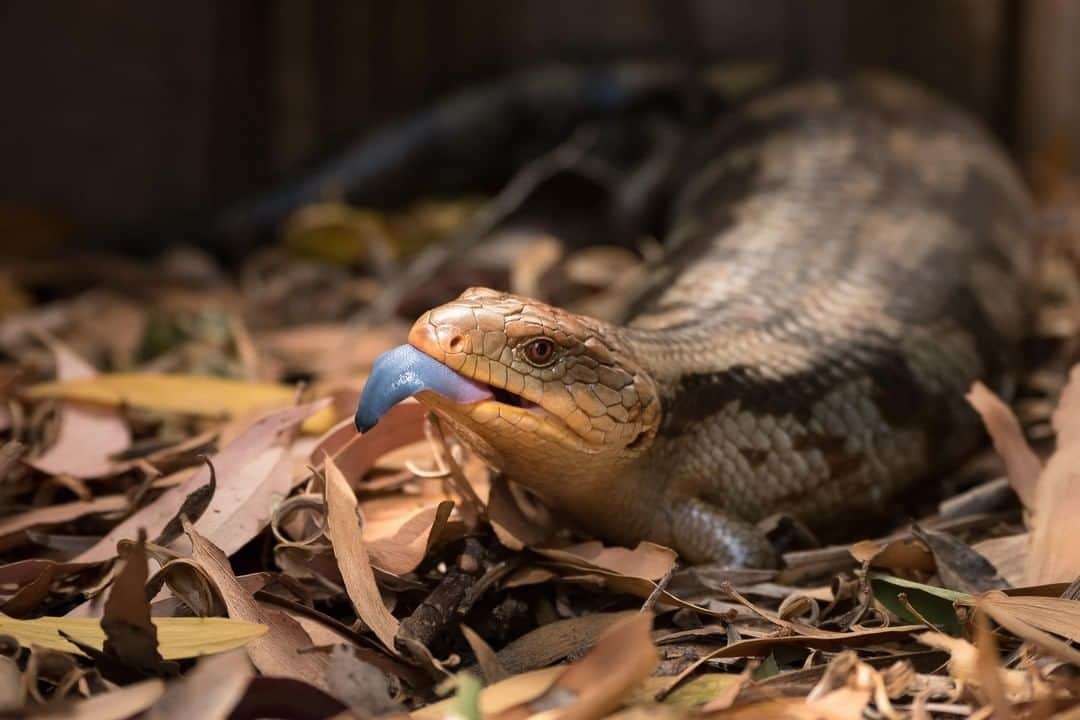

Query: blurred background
left=2, top=0, right=1079, bottom=245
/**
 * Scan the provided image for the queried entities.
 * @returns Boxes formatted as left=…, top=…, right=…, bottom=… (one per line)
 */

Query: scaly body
left=357, top=72, right=1034, bottom=566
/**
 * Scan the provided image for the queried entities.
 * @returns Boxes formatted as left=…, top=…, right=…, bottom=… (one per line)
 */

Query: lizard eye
left=522, top=337, right=557, bottom=367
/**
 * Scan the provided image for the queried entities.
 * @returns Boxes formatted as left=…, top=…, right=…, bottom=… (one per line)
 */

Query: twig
left=396, top=539, right=485, bottom=662
left=0, top=440, right=26, bottom=481
left=424, top=415, right=486, bottom=527
left=641, top=565, right=674, bottom=613
left=359, top=129, right=603, bottom=324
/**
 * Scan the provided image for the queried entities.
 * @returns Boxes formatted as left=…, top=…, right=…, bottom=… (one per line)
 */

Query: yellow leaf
left=0, top=613, right=267, bottom=659
left=412, top=667, right=567, bottom=720
left=23, top=373, right=336, bottom=434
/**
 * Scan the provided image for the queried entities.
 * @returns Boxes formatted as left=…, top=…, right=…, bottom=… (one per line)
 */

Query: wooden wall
left=1, top=0, right=1074, bottom=231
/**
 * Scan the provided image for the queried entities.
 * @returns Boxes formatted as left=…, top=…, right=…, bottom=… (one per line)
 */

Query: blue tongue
left=355, top=344, right=493, bottom=431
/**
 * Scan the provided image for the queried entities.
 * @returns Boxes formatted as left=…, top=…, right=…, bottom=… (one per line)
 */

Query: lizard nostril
left=448, top=335, right=465, bottom=353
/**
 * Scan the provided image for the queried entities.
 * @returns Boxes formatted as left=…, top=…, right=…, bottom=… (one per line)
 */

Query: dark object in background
left=97, top=62, right=748, bottom=261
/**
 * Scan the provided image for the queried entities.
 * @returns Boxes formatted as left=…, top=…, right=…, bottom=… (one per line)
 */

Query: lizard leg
left=665, top=497, right=778, bottom=568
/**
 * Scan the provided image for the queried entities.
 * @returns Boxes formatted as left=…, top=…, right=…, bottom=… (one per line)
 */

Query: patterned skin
left=376, top=73, right=1034, bottom=566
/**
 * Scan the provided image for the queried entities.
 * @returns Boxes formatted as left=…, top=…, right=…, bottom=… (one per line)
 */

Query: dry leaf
left=849, top=537, right=935, bottom=573
left=1028, top=365, right=1080, bottom=584
left=462, top=624, right=509, bottom=683
left=488, top=475, right=554, bottom=550
left=43, top=679, right=166, bottom=720
left=0, top=559, right=102, bottom=617
left=366, top=501, right=454, bottom=575
left=1053, top=366, right=1080, bottom=446
left=970, top=591, right=1080, bottom=665
left=972, top=534, right=1028, bottom=587
left=0, top=614, right=266, bottom=659
left=0, top=495, right=128, bottom=546
left=27, top=341, right=131, bottom=479
left=967, top=382, right=1041, bottom=511
left=0, top=654, right=22, bottom=712
left=258, top=322, right=404, bottom=381
left=917, top=630, right=1050, bottom=704
left=413, top=667, right=566, bottom=720
left=324, top=643, right=403, bottom=715
left=227, top=677, right=348, bottom=719
left=74, top=401, right=326, bottom=564
left=190, top=446, right=292, bottom=556
left=101, top=535, right=175, bottom=677
left=145, top=650, right=253, bottom=720
left=493, top=612, right=658, bottom=720
left=536, top=541, right=677, bottom=581
left=972, top=610, right=1013, bottom=718
left=323, top=454, right=400, bottom=650
left=183, top=517, right=331, bottom=690
left=910, top=525, right=1007, bottom=593
left=495, top=611, right=638, bottom=676
left=24, top=372, right=336, bottom=434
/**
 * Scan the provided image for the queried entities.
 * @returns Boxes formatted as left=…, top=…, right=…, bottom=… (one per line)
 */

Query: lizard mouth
left=355, top=344, right=545, bottom=431
left=355, top=344, right=590, bottom=452
left=489, top=385, right=540, bottom=410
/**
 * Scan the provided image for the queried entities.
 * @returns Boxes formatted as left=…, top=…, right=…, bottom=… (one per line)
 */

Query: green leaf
left=449, top=673, right=483, bottom=720
left=869, top=572, right=970, bottom=636
left=660, top=674, right=741, bottom=706
left=752, top=653, right=781, bottom=680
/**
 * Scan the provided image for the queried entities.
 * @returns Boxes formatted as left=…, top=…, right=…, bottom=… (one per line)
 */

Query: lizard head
left=355, top=287, right=661, bottom=492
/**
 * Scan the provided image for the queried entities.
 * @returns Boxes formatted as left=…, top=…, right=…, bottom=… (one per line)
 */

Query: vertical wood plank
left=845, top=0, right=1009, bottom=133
left=1016, top=0, right=1080, bottom=167
left=269, top=0, right=318, bottom=175
left=207, top=1, right=274, bottom=201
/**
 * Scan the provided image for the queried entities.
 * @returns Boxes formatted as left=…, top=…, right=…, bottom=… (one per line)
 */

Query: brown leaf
left=227, top=677, right=347, bottom=720
left=183, top=516, right=331, bottom=691
left=966, top=381, right=1041, bottom=511
left=461, top=624, right=509, bottom=683
left=910, top=525, right=1007, bottom=593
left=193, top=446, right=293, bottom=557
left=0, top=495, right=128, bottom=544
left=849, top=537, right=935, bottom=574
left=152, top=457, right=217, bottom=547
left=413, top=667, right=566, bottom=720
left=323, top=454, right=400, bottom=650
left=145, top=650, right=253, bottom=720
left=1028, top=365, right=1080, bottom=584
left=318, top=401, right=427, bottom=487
left=101, top=533, right=176, bottom=678
left=0, top=559, right=102, bottom=617
left=972, top=534, right=1028, bottom=587
left=27, top=341, right=131, bottom=479
left=970, top=591, right=1080, bottom=664
left=917, top=630, right=1050, bottom=705
left=516, top=560, right=737, bottom=621
left=662, top=624, right=925, bottom=701
left=0, top=654, right=22, bottom=712
left=1053, top=365, right=1080, bottom=446
left=365, top=501, right=453, bottom=575
left=0, top=440, right=25, bottom=482
left=973, top=611, right=1014, bottom=719
left=536, top=541, right=677, bottom=581
left=324, top=643, right=402, bottom=715
left=75, top=401, right=325, bottom=564
left=487, top=475, right=553, bottom=551
left=42, top=679, right=165, bottom=720
left=492, top=612, right=658, bottom=720
left=494, top=611, right=637, bottom=675
left=258, top=323, right=404, bottom=381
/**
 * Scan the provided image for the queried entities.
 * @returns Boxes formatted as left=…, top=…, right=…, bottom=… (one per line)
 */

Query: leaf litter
left=0, top=113, right=1079, bottom=720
